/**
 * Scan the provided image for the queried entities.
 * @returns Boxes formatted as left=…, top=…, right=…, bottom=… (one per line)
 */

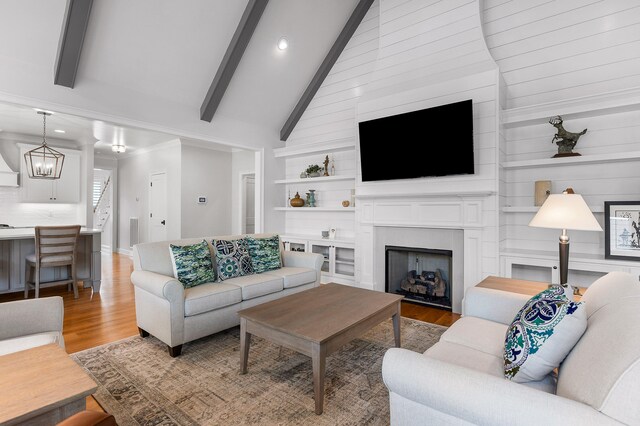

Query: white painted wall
left=117, top=141, right=182, bottom=250
left=180, top=144, right=232, bottom=238
left=0, top=134, right=86, bottom=227
left=231, top=150, right=256, bottom=234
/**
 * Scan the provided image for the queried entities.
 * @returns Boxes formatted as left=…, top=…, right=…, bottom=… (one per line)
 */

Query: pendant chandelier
left=24, top=111, right=65, bottom=179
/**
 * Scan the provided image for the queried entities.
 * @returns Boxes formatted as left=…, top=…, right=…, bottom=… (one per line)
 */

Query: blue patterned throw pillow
left=213, top=238, right=254, bottom=280
left=504, top=284, right=587, bottom=383
left=246, top=235, right=282, bottom=274
left=169, top=240, right=216, bottom=288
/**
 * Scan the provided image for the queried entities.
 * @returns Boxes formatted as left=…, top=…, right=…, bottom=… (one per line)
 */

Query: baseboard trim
left=117, top=248, right=133, bottom=257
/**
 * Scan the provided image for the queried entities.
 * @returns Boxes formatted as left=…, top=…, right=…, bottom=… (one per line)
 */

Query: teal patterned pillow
left=504, top=284, right=586, bottom=383
left=246, top=235, right=282, bottom=274
left=169, top=240, right=216, bottom=288
left=213, top=238, right=254, bottom=280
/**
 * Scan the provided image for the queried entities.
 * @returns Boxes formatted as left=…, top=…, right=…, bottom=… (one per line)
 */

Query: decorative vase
left=300, top=171, right=307, bottom=178
left=308, top=189, right=316, bottom=207
left=342, top=200, right=350, bottom=207
left=290, top=192, right=304, bottom=207
left=308, top=171, right=320, bottom=178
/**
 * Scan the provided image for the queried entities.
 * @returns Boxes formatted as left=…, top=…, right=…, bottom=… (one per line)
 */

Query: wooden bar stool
left=24, top=225, right=81, bottom=299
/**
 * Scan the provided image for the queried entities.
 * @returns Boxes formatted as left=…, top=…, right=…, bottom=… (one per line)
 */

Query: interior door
left=243, top=174, right=255, bottom=234
left=149, top=172, right=168, bottom=242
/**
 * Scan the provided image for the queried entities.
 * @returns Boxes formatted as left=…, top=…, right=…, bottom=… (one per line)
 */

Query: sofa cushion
left=263, top=267, right=316, bottom=289
left=0, top=332, right=61, bottom=356
left=224, top=273, right=283, bottom=301
left=213, top=238, right=254, bottom=280
left=425, top=341, right=557, bottom=394
left=504, top=284, right=586, bottom=383
left=184, top=283, right=242, bottom=317
left=169, top=240, right=216, bottom=288
left=246, top=235, right=282, bottom=273
left=440, top=316, right=508, bottom=357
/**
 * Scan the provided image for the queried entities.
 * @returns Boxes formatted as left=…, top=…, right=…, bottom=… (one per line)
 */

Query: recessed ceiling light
left=32, top=108, right=55, bottom=115
left=54, top=129, right=66, bottom=134
left=112, top=143, right=126, bottom=153
left=277, top=37, right=288, bottom=50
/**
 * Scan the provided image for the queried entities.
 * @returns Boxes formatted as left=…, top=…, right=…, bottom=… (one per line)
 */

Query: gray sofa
left=131, top=233, right=323, bottom=356
left=382, top=271, right=640, bottom=425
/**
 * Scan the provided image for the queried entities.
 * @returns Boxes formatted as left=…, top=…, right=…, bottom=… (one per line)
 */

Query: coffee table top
left=238, top=283, right=403, bottom=344
left=0, top=344, right=97, bottom=425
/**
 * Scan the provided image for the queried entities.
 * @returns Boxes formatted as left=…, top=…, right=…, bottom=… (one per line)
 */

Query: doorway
left=241, top=174, right=255, bottom=234
left=93, top=168, right=114, bottom=252
left=149, top=172, right=168, bottom=242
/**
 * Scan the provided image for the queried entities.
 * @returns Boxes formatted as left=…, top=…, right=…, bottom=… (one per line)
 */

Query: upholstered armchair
left=0, top=296, right=65, bottom=356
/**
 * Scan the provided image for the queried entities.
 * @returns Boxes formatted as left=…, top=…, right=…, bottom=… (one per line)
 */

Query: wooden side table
left=0, top=344, right=97, bottom=425
left=476, top=275, right=584, bottom=301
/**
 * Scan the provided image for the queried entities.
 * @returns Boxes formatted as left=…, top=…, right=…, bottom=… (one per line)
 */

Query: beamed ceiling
left=0, top=0, right=365, bottom=147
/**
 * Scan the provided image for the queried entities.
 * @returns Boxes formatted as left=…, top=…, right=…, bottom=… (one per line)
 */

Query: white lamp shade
left=529, top=193, right=602, bottom=231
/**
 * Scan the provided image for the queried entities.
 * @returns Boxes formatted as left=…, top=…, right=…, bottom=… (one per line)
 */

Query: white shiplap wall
left=283, top=1, right=380, bottom=240
left=484, top=0, right=640, bottom=108
left=487, top=1, right=640, bottom=262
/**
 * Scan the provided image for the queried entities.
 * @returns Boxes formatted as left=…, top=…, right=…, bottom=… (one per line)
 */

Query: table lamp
left=528, top=188, right=602, bottom=285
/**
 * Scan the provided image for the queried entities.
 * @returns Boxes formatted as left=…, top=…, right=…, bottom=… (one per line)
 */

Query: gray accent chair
left=131, top=233, right=324, bottom=357
left=0, top=296, right=65, bottom=355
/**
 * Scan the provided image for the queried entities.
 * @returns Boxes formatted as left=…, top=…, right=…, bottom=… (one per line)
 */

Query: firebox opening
left=385, top=245, right=452, bottom=311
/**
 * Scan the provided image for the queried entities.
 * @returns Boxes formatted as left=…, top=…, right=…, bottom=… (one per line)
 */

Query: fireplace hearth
left=385, top=245, right=452, bottom=310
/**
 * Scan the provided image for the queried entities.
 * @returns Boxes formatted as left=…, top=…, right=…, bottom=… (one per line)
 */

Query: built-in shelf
left=335, top=259, right=355, bottom=265
left=502, top=87, right=640, bottom=128
left=502, top=205, right=604, bottom=213
left=502, top=151, right=640, bottom=169
left=273, top=138, right=355, bottom=158
left=280, top=233, right=355, bottom=245
left=274, top=207, right=355, bottom=212
left=501, top=248, right=640, bottom=268
left=274, top=174, right=355, bottom=184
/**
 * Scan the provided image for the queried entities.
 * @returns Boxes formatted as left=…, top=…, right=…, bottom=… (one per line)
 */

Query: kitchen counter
left=0, top=227, right=101, bottom=240
left=0, top=228, right=102, bottom=295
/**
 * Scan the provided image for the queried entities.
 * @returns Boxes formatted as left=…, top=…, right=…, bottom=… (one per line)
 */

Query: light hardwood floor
left=0, top=252, right=460, bottom=412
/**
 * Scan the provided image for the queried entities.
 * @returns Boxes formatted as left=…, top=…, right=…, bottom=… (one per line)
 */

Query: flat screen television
left=358, top=99, right=474, bottom=182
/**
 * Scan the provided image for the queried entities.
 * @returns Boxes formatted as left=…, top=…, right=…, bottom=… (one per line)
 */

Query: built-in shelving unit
left=281, top=234, right=355, bottom=285
left=502, top=151, right=640, bottom=170
left=274, top=207, right=355, bottom=212
left=274, top=174, right=355, bottom=184
left=273, top=138, right=355, bottom=158
left=280, top=233, right=355, bottom=245
left=500, top=87, right=640, bottom=286
left=502, top=205, right=604, bottom=213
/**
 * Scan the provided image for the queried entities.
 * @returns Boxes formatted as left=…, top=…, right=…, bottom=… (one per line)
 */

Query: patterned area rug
left=72, top=318, right=446, bottom=425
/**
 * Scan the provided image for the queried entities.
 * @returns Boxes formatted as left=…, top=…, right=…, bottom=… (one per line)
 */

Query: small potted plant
left=306, top=164, right=322, bottom=178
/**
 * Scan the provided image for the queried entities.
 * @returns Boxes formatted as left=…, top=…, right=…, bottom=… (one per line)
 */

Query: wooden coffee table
left=0, top=344, right=97, bottom=425
left=238, top=283, right=403, bottom=414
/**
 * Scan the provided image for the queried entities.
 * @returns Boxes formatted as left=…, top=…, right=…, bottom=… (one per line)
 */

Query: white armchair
left=382, top=272, right=640, bottom=425
left=0, top=296, right=65, bottom=356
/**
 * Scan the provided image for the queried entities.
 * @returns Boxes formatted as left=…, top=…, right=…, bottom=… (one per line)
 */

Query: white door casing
left=242, top=174, right=255, bottom=234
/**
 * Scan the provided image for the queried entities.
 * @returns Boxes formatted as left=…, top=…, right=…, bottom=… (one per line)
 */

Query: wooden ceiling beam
left=200, top=0, right=269, bottom=122
left=54, top=0, right=94, bottom=88
left=280, top=0, right=374, bottom=141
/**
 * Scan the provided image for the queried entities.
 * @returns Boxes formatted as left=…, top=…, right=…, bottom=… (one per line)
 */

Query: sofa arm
left=462, top=287, right=530, bottom=325
left=0, top=296, right=64, bottom=341
left=130, top=270, right=184, bottom=302
left=382, top=348, right=619, bottom=426
left=282, top=251, right=324, bottom=272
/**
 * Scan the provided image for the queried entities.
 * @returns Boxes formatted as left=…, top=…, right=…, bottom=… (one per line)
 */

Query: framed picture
left=604, top=201, right=640, bottom=261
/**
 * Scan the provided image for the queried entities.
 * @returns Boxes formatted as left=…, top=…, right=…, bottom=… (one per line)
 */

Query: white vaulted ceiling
left=0, top=0, right=360, bottom=148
